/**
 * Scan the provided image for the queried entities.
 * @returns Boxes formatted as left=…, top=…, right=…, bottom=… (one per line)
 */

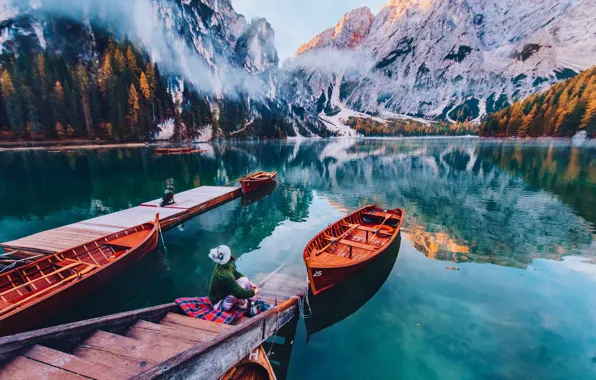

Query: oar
left=367, top=214, right=392, bottom=244
left=314, top=224, right=360, bottom=256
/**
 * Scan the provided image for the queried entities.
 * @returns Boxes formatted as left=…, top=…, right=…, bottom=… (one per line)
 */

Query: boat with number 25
left=303, top=205, right=404, bottom=295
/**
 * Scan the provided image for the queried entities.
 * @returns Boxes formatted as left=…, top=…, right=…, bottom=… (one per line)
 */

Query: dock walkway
left=1, top=186, right=241, bottom=255
left=0, top=273, right=306, bottom=380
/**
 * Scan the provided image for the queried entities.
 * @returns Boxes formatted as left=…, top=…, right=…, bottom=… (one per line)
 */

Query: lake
left=0, top=138, right=595, bottom=379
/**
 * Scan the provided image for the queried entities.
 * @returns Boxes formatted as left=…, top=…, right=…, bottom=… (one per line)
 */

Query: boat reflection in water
left=305, top=234, right=401, bottom=341
left=241, top=181, right=277, bottom=207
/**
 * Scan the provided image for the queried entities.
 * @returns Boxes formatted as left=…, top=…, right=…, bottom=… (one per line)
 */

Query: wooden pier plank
left=0, top=355, right=83, bottom=380
left=127, top=320, right=214, bottom=345
left=73, top=331, right=175, bottom=375
left=1, top=186, right=240, bottom=254
left=160, top=312, right=233, bottom=334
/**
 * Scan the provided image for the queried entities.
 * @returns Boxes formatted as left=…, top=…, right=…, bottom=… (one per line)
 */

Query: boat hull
left=303, top=205, right=404, bottom=296
left=0, top=226, right=159, bottom=336
left=240, top=172, right=277, bottom=193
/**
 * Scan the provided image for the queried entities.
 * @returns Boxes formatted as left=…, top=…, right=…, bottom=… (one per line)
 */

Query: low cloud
left=11, top=0, right=270, bottom=99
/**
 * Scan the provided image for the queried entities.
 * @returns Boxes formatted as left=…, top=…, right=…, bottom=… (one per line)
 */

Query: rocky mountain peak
left=235, top=18, right=279, bottom=74
left=295, top=6, right=373, bottom=55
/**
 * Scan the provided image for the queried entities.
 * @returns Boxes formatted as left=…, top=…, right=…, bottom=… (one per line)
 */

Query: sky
left=233, top=0, right=387, bottom=63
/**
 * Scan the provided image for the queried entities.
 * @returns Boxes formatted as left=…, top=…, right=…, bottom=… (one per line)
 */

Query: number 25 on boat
left=303, top=205, right=404, bottom=295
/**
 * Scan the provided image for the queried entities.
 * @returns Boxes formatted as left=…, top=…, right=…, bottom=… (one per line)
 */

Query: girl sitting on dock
left=208, top=245, right=260, bottom=312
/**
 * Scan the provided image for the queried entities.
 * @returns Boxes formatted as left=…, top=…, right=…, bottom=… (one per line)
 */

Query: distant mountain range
left=284, top=0, right=596, bottom=135
left=0, top=0, right=594, bottom=140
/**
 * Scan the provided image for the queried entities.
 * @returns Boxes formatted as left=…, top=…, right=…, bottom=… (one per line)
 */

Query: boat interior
left=0, top=225, right=154, bottom=315
left=306, top=208, right=403, bottom=266
left=244, top=171, right=274, bottom=181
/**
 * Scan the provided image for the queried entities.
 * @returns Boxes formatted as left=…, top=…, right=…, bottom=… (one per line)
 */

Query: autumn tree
left=128, top=84, right=140, bottom=138
left=76, top=63, right=94, bottom=138
left=0, top=70, right=23, bottom=134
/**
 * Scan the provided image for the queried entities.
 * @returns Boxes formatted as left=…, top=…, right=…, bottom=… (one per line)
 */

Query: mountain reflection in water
left=0, top=138, right=594, bottom=271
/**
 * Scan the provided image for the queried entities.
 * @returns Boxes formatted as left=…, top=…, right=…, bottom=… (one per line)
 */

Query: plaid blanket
left=175, top=297, right=271, bottom=324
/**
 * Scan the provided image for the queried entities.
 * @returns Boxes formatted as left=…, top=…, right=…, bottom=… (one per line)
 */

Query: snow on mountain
left=284, top=0, right=596, bottom=125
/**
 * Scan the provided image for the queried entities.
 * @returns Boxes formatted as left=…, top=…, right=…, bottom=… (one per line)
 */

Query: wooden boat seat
left=106, top=230, right=152, bottom=248
left=339, top=239, right=377, bottom=252
left=312, top=252, right=353, bottom=265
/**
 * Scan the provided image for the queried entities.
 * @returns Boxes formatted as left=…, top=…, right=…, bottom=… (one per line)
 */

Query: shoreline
left=0, top=142, right=146, bottom=152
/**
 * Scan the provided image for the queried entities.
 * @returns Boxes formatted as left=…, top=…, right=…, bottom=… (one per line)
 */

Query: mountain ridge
left=284, top=0, right=596, bottom=131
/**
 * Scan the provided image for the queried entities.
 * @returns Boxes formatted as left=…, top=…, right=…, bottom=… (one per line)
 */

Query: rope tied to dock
left=157, top=222, right=169, bottom=262
left=266, top=305, right=281, bottom=357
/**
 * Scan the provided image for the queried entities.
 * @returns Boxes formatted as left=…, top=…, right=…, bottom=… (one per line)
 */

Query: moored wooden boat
left=305, top=235, right=400, bottom=340
left=239, top=171, right=277, bottom=193
left=155, top=147, right=205, bottom=155
left=220, top=345, right=277, bottom=380
left=303, top=205, right=404, bottom=295
left=0, top=216, right=159, bottom=336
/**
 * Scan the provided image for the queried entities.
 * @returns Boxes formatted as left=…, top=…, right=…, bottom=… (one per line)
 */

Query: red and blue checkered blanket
left=175, top=297, right=270, bottom=324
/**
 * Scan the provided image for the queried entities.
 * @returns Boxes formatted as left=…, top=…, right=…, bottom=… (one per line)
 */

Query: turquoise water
left=0, top=138, right=595, bottom=379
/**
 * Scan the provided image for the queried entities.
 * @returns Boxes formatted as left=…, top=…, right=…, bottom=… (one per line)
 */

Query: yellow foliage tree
left=128, top=84, right=140, bottom=127
left=0, top=70, right=15, bottom=96
left=139, top=72, right=151, bottom=100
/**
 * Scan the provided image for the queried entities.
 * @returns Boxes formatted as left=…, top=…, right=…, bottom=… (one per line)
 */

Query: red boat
left=155, top=147, right=204, bottom=155
left=303, top=205, right=404, bottom=295
left=0, top=216, right=160, bottom=336
left=239, top=171, right=277, bottom=193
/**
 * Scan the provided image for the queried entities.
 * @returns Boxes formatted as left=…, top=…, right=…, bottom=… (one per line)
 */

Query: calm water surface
left=1, top=138, right=595, bottom=379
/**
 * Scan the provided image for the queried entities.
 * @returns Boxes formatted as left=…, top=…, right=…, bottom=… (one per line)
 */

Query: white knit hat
left=209, top=245, right=232, bottom=265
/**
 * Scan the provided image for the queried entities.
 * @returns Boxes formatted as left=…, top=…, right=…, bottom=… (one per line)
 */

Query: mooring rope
left=0, top=254, right=46, bottom=274
left=157, top=222, right=169, bottom=262
left=267, top=305, right=281, bottom=357
left=290, top=277, right=312, bottom=319
left=273, top=179, right=299, bottom=190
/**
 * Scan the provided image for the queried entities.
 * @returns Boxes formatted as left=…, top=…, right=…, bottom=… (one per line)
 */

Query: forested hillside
left=0, top=37, right=185, bottom=141
left=480, top=67, right=596, bottom=138
left=346, top=117, right=477, bottom=137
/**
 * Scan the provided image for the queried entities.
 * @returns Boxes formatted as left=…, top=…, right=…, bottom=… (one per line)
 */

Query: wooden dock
left=0, top=273, right=306, bottom=380
left=1, top=186, right=241, bottom=255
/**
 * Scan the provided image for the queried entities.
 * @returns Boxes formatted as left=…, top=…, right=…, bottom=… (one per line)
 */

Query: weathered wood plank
left=23, top=344, right=127, bottom=380
left=127, top=320, right=214, bottom=345
left=160, top=313, right=232, bottom=334
left=73, top=331, right=180, bottom=375
left=0, top=303, right=178, bottom=363
left=131, top=294, right=303, bottom=380
left=0, top=355, right=83, bottom=380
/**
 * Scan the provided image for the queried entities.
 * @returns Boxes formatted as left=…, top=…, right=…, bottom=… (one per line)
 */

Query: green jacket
left=208, top=262, right=255, bottom=305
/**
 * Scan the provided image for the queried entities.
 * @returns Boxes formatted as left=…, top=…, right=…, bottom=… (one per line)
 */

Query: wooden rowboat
left=220, top=345, right=277, bottom=380
left=305, top=235, right=400, bottom=340
left=155, top=147, right=205, bottom=155
left=239, top=171, right=277, bottom=194
left=0, top=216, right=159, bottom=337
left=303, top=205, right=404, bottom=295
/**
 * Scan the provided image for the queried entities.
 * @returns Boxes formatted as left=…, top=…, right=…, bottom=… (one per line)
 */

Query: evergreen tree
left=128, top=84, right=140, bottom=138
left=76, top=63, right=94, bottom=138
left=0, top=70, right=23, bottom=134
left=581, top=86, right=596, bottom=133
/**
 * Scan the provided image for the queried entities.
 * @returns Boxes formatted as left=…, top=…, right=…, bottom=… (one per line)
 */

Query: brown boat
left=221, top=345, right=277, bottom=380
left=303, top=205, right=404, bottom=295
left=0, top=216, right=159, bottom=336
left=155, top=147, right=204, bottom=155
left=240, top=171, right=277, bottom=193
